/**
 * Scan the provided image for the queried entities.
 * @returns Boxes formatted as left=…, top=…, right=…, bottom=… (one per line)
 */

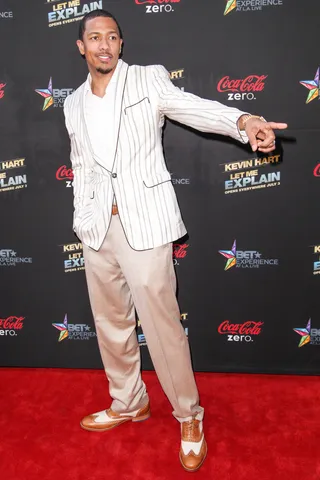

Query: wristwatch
left=239, top=114, right=266, bottom=131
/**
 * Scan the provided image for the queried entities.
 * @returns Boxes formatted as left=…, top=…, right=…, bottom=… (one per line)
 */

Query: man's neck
left=89, top=61, right=119, bottom=98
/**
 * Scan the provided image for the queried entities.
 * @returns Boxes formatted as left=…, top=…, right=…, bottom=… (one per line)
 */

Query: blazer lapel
left=79, top=61, right=129, bottom=173
left=110, top=60, right=129, bottom=172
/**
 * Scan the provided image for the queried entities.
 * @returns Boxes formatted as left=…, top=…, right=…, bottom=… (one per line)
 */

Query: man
left=63, top=9, right=287, bottom=472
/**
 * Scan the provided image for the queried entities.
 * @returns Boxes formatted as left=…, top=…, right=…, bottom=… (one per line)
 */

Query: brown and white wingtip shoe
left=80, top=401, right=150, bottom=432
left=179, top=419, right=207, bottom=472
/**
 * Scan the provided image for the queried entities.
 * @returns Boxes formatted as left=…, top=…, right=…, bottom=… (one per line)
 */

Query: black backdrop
left=1, top=0, right=320, bottom=374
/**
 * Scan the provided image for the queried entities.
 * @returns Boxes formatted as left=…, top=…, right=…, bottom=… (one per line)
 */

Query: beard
left=96, top=67, right=113, bottom=75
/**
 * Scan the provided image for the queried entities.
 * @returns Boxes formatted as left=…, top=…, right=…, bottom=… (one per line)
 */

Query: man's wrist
left=238, top=114, right=266, bottom=131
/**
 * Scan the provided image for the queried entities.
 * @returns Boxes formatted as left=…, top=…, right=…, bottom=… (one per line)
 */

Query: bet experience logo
left=219, top=240, right=278, bottom=270
left=0, top=249, right=32, bottom=267
left=224, top=0, right=283, bottom=15
left=311, top=244, right=320, bottom=275
left=218, top=320, right=264, bottom=342
left=60, top=242, right=84, bottom=273
left=221, top=154, right=281, bottom=195
left=171, top=174, right=190, bottom=186
left=300, top=67, right=319, bottom=104
left=217, top=74, right=267, bottom=101
left=135, top=0, right=181, bottom=14
left=294, top=319, right=320, bottom=347
left=35, top=78, right=73, bottom=111
left=0, top=11, right=13, bottom=19
left=0, top=158, right=27, bottom=193
left=46, top=0, right=102, bottom=27
left=52, top=314, right=96, bottom=341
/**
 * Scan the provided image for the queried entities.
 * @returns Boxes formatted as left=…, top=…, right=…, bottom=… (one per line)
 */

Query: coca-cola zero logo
left=0, top=83, right=6, bottom=99
left=313, top=164, right=320, bottom=177
left=217, top=75, right=267, bottom=101
left=218, top=320, right=264, bottom=342
left=56, top=165, right=73, bottom=187
left=135, top=0, right=180, bottom=14
left=173, top=243, right=188, bottom=265
left=0, top=316, right=25, bottom=337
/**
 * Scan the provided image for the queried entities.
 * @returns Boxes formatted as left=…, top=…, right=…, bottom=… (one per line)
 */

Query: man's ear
left=76, top=39, right=85, bottom=56
left=119, top=39, right=124, bottom=58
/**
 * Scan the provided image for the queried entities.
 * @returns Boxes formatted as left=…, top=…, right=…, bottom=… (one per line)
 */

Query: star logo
left=293, top=319, right=311, bottom=348
left=35, top=77, right=54, bottom=111
left=300, top=68, right=319, bottom=104
left=219, top=240, right=237, bottom=270
left=52, top=314, right=69, bottom=342
left=224, top=0, right=236, bottom=15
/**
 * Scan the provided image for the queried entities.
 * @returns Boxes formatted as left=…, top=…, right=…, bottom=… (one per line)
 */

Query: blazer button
left=112, top=173, right=117, bottom=178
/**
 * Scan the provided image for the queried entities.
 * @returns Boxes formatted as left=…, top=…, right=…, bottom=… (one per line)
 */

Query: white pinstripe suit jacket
left=64, top=60, right=248, bottom=251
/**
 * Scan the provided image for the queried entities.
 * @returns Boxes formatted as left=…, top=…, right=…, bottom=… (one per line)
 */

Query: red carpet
left=0, top=368, right=319, bottom=480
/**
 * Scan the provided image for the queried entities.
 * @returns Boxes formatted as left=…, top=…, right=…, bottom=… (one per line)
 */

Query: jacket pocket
left=142, top=170, right=172, bottom=188
left=124, top=97, right=150, bottom=114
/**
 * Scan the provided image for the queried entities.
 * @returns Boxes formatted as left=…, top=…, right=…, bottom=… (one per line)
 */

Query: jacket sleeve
left=63, top=96, right=86, bottom=229
left=150, top=64, right=249, bottom=144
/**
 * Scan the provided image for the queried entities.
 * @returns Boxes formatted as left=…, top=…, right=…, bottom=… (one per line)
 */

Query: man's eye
left=91, top=36, right=99, bottom=41
left=110, top=35, right=117, bottom=40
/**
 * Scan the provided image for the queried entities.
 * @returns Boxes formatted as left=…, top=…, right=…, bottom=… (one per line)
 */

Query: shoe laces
left=183, top=419, right=199, bottom=441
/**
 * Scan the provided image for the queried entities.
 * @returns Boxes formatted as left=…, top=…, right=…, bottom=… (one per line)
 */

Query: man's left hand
left=241, top=117, right=288, bottom=153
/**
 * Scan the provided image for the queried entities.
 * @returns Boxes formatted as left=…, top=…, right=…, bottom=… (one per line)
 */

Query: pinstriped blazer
left=63, top=60, right=248, bottom=251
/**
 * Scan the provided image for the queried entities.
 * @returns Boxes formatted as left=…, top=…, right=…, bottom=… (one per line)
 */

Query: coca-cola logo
left=217, top=75, right=267, bottom=93
left=0, top=316, right=24, bottom=330
left=218, top=320, right=264, bottom=343
left=313, top=164, right=320, bottom=177
left=173, top=243, right=188, bottom=259
left=135, top=0, right=180, bottom=4
left=0, top=83, right=6, bottom=99
left=56, top=165, right=74, bottom=181
left=135, top=0, right=180, bottom=12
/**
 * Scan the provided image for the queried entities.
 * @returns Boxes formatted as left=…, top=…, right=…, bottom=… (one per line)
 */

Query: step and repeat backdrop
left=0, top=0, right=319, bottom=374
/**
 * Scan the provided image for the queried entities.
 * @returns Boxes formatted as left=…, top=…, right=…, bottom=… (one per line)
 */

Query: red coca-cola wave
left=0, top=316, right=25, bottom=330
left=313, top=163, right=320, bottom=177
left=218, top=320, right=264, bottom=335
left=217, top=75, right=267, bottom=93
left=56, top=165, right=74, bottom=181
left=135, top=0, right=180, bottom=4
left=173, top=243, right=189, bottom=259
left=0, top=83, right=6, bottom=99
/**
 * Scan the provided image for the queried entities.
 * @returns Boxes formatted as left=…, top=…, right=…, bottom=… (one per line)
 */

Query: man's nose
left=99, top=38, right=110, bottom=50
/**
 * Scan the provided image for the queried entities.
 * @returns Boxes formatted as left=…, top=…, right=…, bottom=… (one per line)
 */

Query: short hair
left=78, top=9, right=123, bottom=41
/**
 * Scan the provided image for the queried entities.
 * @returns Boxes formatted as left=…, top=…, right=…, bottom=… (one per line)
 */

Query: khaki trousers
left=82, top=214, right=203, bottom=422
